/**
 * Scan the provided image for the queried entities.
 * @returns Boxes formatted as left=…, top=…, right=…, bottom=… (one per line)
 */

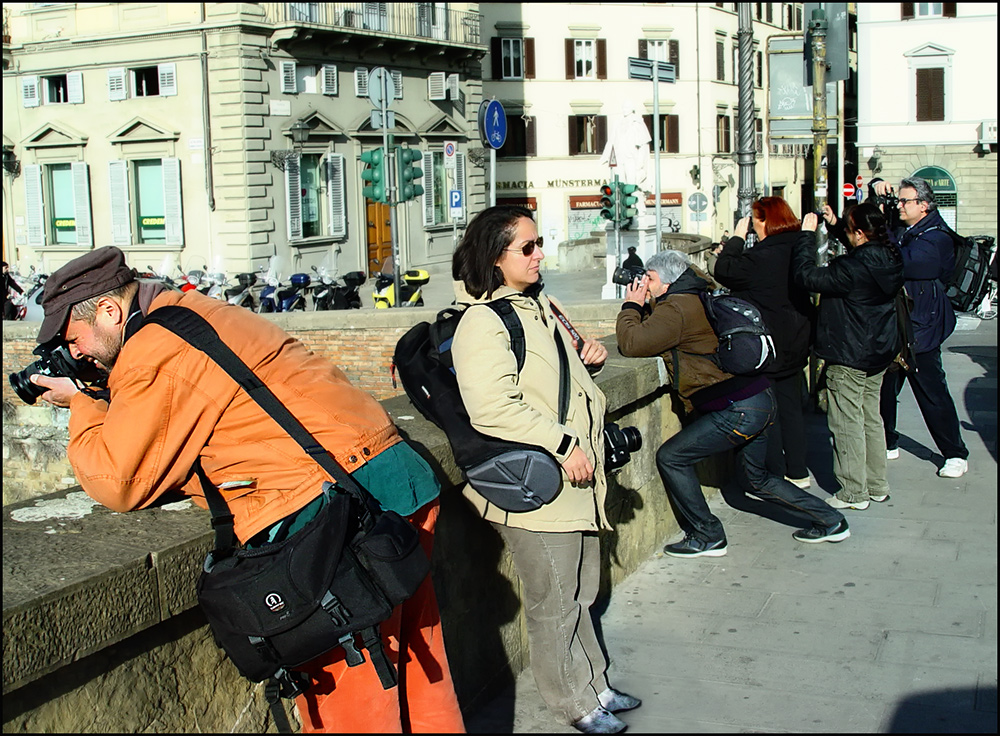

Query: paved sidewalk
left=466, top=316, right=997, bottom=733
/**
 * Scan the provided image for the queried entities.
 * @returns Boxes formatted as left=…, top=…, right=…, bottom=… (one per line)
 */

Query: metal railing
left=260, top=3, right=483, bottom=47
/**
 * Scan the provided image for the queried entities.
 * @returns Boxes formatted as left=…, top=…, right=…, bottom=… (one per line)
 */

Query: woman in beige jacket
left=450, top=206, right=640, bottom=734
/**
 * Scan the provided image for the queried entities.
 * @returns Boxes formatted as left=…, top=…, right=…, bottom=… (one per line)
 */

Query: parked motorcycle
left=372, top=258, right=428, bottom=309
left=225, top=272, right=258, bottom=311
left=257, top=257, right=282, bottom=313
left=311, top=265, right=365, bottom=310
left=11, top=268, right=47, bottom=322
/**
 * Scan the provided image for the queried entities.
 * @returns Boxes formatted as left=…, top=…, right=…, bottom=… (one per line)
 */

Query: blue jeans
left=655, top=388, right=844, bottom=542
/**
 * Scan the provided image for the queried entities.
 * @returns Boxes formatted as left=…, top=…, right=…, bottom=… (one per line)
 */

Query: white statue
left=600, top=101, right=652, bottom=190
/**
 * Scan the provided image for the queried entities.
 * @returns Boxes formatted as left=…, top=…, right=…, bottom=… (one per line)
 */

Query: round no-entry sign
left=842, top=183, right=855, bottom=198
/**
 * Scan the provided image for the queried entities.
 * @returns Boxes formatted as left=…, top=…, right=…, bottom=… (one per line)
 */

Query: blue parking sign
left=450, top=190, right=463, bottom=216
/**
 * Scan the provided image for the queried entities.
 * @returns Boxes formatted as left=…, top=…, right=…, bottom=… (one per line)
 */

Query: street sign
left=369, top=109, right=395, bottom=130
left=444, top=140, right=457, bottom=170
left=627, top=57, right=676, bottom=83
left=688, top=192, right=708, bottom=212
left=689, top=212, right=707, bottom=222
left=482, top=99, right=507, bottom=150
left=449, top=190, right=463, bottom=218
left=842, top=183, right=855, bottom=198
left=856, top=187, right=863, bottom=203
left=367, top=67, right=393, bottom=110
left=856, top=174, right=864, bottom=189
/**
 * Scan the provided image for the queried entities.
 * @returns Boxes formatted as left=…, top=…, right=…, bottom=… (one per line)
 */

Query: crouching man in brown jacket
left=615, top=250, right=849, bottom=556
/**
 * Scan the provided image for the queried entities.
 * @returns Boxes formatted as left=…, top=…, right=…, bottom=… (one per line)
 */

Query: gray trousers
left=826, top=364, right=891, bottom=503
left=494, top=524, right=609, bottom=724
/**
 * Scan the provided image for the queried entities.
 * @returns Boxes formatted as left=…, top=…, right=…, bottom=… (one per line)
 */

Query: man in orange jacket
left=29, top=246, right=465, bottom=734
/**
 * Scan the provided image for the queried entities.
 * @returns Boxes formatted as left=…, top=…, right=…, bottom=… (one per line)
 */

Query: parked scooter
left=276, top=272, right=311, bottom=311
left=225, top=272, right=258, bottom=311
left=372, top=258, right=429, bottom=308
left=11, top=268, right=47, bottom=322
left=311, top=265, right=365, bottom=310
left=199, top=268, right=229, bottom=300
left=257, top=257, right=281, bottom=313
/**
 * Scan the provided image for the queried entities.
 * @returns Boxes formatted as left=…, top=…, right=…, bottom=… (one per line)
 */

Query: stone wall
left=2, top=323, right=732, bottom=733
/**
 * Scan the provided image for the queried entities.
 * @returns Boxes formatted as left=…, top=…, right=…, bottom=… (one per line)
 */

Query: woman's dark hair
left=751, top=196, right=801, bottom=238
left=453, top=205, right=534, bottom=298
left=844, top=203, right=890, bottom=244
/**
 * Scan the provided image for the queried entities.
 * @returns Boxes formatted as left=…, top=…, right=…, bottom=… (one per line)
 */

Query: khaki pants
left=826, top=364, right=890, bottom=504
left=494, top=524, right=608, bottom=724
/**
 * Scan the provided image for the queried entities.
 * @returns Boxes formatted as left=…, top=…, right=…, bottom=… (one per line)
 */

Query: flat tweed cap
left=37, top=246, right=136, bottom=345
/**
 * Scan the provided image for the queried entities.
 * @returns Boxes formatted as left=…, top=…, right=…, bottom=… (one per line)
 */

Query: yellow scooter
left=372, top=258, right=429, bottom=308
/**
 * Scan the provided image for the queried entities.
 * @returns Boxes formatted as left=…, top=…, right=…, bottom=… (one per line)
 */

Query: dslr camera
left=604, top=422, right=642, bottom=473
left=9, top=341, right=105, bottom=405
left=873, top=191, right=898, bottom=210
left=612, top=265, right=646, bottom=287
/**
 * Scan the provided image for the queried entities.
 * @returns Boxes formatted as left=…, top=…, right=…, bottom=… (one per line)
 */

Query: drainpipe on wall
left=200, top=4, right=215, bottom=213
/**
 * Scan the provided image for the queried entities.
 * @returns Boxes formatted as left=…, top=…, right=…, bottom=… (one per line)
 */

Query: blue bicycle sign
left=482, top=100, right=507, bottom=150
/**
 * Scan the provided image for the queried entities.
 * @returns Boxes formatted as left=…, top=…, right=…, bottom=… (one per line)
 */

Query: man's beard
left=89, top=324, right=123, bottom=374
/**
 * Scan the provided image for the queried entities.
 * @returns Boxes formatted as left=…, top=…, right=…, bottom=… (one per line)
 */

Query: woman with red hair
left=714, top=197, right=816, bottom=489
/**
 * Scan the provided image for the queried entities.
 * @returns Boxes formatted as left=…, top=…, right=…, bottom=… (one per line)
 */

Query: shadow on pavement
left=951, top=344, right=999, bottom=464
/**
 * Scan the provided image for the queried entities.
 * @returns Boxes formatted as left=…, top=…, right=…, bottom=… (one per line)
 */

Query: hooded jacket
left=67, top=287, right=401, bottom=543
left=450, top=281, right=610, bottom=533
left=714, top=230, right=815, bottom=379
left=616, top=268, right=768, bottom=413
left=893, top=209, right=957, bottom=353
left=792, top=231, right=905, bottom=372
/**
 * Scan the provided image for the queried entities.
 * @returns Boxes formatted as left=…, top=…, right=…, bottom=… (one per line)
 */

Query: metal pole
left=736, top=3, right=756, bottom=220
left=615, top=174, right=623, bottom=299
left=489, top=147, right=496, bottom=208
left=653, top=62, right=662, bottom=251
left=810, top=8, right=829, bottom=229
left=379, top=73, right=401, bottom=307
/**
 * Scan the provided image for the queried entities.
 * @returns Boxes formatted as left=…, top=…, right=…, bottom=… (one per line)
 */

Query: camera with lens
left=604, top=422, right=642, bottom=473
left=612, top=265, right=646, bottom=287
left=873, top=191, right=898, bottom=210
left=9, top=341, right=105, bottom=405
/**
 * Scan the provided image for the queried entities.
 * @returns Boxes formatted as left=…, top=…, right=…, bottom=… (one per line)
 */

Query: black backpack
left=392, top=300, right=568, bottom=513
left=922, top=225, right=996, bottom=312
left=698, top=291, right=776, bottom=375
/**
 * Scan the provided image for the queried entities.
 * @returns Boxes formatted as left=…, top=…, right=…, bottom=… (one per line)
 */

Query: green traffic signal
left=619, top=183, right=639, bottom=222
left=396, top=147, right=424, bottom=202
left=599, top=183, right=617, bottom=222
left=361, top=147, right=387, bottom=203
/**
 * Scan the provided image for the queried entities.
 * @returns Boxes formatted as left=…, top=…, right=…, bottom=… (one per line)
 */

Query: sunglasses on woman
left=506, top=237, right=544, bottom=257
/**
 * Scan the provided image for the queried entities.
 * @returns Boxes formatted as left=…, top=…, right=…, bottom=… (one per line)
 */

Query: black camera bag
left=142, top=307, right=430, bottom=731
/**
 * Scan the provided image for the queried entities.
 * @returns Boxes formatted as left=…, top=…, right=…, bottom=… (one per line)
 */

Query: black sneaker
left=663, top=534, right=728, bottom=558
left=793, top=519, right=851, bottom=544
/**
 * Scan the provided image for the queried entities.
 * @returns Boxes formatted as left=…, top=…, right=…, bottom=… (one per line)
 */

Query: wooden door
left=366, top=202, right=392, bottom=275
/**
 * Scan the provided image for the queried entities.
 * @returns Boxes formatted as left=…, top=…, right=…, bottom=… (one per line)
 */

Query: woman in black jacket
left=792, top=204, right=904, bottom=510
left=714, top=197, right=815, bottom=488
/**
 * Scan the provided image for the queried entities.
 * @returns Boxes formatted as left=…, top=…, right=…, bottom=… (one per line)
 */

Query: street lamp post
left=736, top=4, right=757, bottom=221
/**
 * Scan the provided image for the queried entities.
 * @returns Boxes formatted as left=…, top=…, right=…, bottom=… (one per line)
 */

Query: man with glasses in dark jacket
left=870, top=176, right=969, bottom=479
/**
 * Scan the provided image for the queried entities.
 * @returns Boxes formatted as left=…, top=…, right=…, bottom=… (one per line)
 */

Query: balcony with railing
left=260, top=2, right=484, bottom=48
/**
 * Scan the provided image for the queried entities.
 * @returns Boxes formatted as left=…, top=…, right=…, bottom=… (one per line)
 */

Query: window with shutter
left=355, top=67, right=369, bottom=97
left=916, top=67, right=945, bottom=121
left=596, top=39, right=607, bottom=80
left=282, top=61, right=298, bottom=94
left=524, top=38, right=536, bottom=79
left=421, top=151, right=435, bottom=226
left=327, top=154, right=346, bottom=238
left=638, top=39, right=648, bottom=59
left=72, top=162, right=93, bottom=247
left=108, top=68, right=127, bottom=101
left=321, top=65, right=338, bottom=96
left=716, top=40, right=725, bottom=81
left=490, top=38, right=503, bottom=79
left=24, top=165, right=45, bottom=247
left=286, top=154, right=303, bottom=240
left=454, top=152, right=467, bottom=224
left=21, top=76, right=40, bottom=108
left=446, top=73, right=460, bottom=99
left=67, top=71, right=84, bottom=104
left=162, top=158, right=183, bottom=245
left=392, top=70, right=403, bottom=99
left=158, top=63, right=177, bottom=97
left=428, top=72, right=446, bottom=100
left=669, top=40, right=680, bottom=78
left=108, top=160, right=131, bottom=245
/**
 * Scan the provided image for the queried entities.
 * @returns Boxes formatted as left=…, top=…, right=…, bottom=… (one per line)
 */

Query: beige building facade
left=2, top=2, right=486, bottom=281
left=480, top=2, right=810, bottom=268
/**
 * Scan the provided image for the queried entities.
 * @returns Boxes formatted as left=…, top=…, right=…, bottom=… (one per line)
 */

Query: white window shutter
left=421, top=151, right=435, bottom=226
left=321, top=65, right=338, bottom=96
left=455, top=152, right=467, bottom=223
left=391, top=70, right=403, bottom=99
left=286, top=154, right=303, bottom=240
left=108, top=68, right=128, bottom=101
left=281, top=61, right=298, bottom=94
left=354, top=67, right=369, bottom=97
left=108, top=161, right=131, bottom=245
left=71, top=162, right=93, bottom=247
left=327, top=154, right=346, bottom=238
left=67, top=71, right=84, bottom=104
left=162, top=158, right=184, bottom=245
left=447, top=73, right=460, bottom=99
left=21, top=76, right=40, bottom=108
left=158, top=63, right=177, bottom=97
left=24, top=165, right=45, bottom=247
left=427, top=72, right=446, bottom=101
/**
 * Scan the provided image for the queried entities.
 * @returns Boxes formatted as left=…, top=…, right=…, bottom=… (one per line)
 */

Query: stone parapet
left=2, top=330, right=731, bottom=732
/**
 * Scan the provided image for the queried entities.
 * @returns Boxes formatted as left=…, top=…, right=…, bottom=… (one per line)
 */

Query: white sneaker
left=886, top=448, right=900, bottom=460
left=825, top=495, right=870, bottom=510
left=938, top=458, right=968, bottom=478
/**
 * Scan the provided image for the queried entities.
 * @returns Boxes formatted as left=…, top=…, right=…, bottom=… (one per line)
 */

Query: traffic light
left=599, top=183, right=617, bottom=222
left=396, top=147, right=424, bottom=202
left=618, top=182, right=639, bottom=224
left=361, top=147, right=387, bottom=203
